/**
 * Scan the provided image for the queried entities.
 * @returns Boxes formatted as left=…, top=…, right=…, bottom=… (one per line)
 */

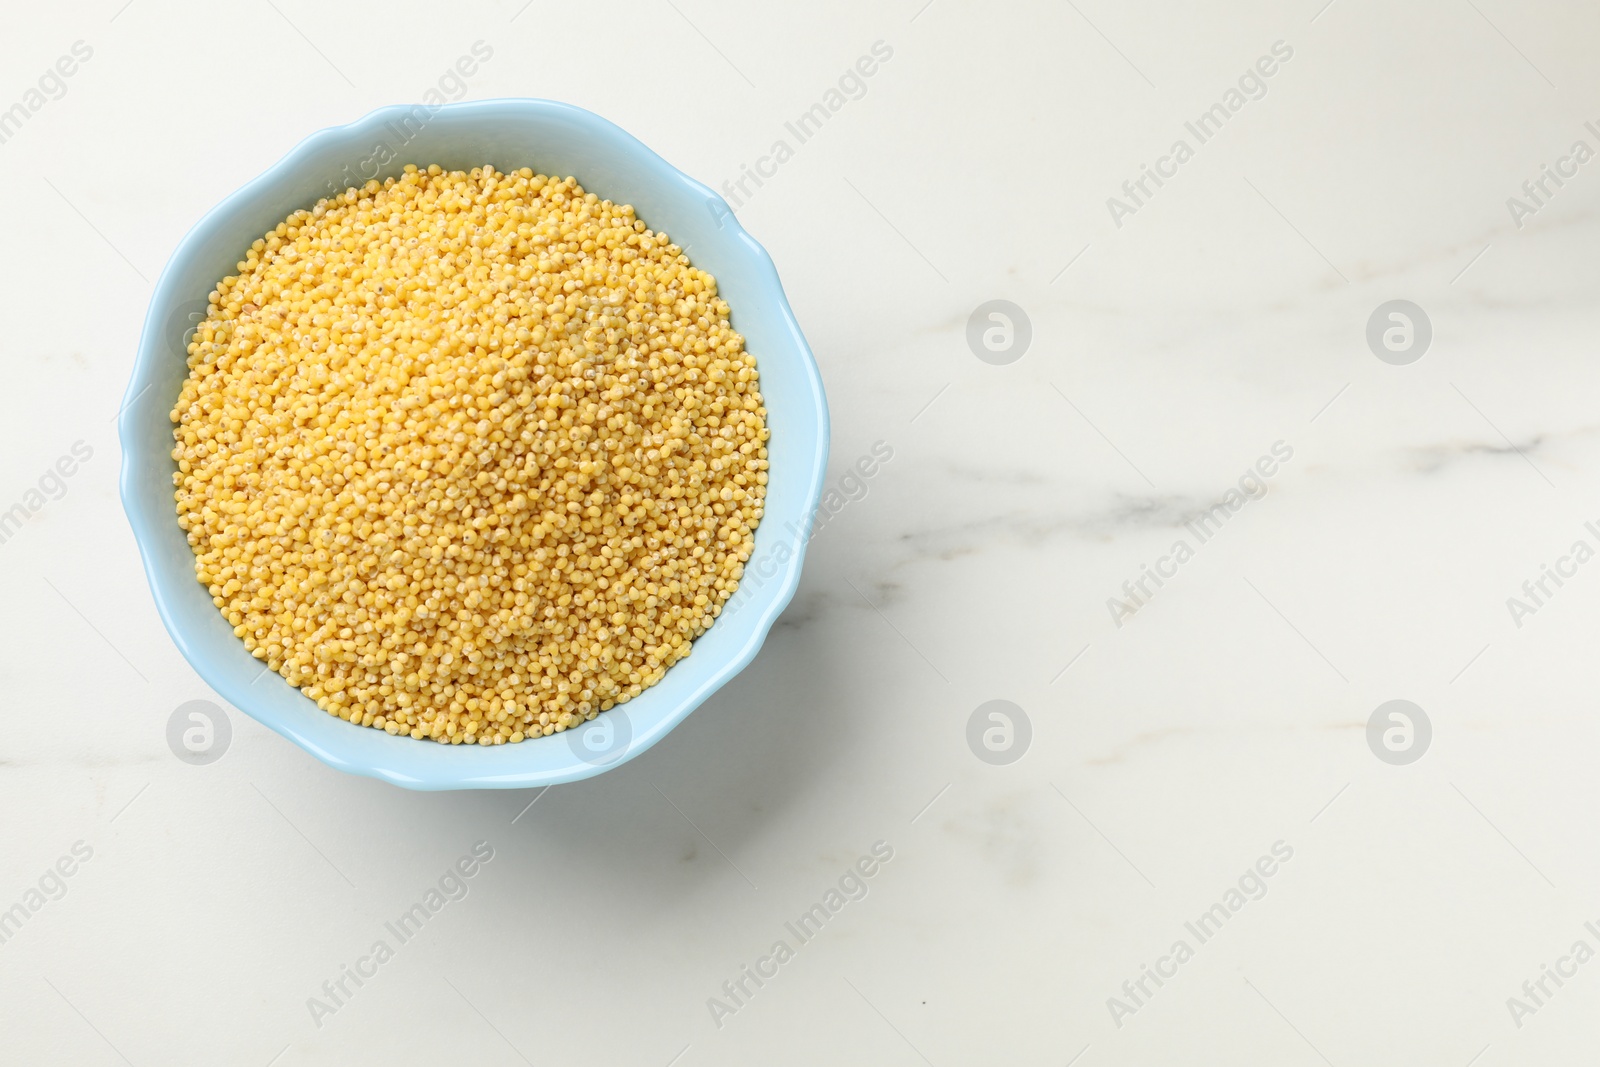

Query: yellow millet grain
left=171, top=164, right=768, bottom=745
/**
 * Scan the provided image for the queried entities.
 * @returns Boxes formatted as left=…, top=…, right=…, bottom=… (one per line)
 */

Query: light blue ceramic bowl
left=119, top=99, right=828, bottom=790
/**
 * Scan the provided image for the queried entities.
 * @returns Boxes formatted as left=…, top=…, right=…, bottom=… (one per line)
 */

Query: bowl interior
left=120, top=100, right=827, bottom=789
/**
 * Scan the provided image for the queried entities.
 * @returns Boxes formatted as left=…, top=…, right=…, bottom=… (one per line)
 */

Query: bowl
left=119, top=99, right=829, bottom=790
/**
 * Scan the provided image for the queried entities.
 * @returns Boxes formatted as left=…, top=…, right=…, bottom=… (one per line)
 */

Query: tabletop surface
left=3, top=1, right=1598, bottom=1063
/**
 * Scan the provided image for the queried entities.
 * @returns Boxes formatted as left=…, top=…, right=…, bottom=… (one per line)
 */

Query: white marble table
left=4, top=1, right=1599, bottom=1063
